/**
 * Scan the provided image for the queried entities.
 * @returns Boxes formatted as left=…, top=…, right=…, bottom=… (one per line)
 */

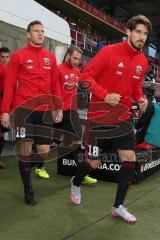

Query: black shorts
left=54, top=110, right=82, bottom=145
left=84, top=120, right=136, bottom=160
left=14, top=108, right=53, bottom=145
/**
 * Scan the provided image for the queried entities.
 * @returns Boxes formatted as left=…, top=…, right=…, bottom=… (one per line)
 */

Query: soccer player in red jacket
left=70, top=15, right=152, bottom=223
left=1, top=20, right=63, bottom=205
left=0, top=47, right=10, bottom=169
left=56, top=45, right=97, bottom=185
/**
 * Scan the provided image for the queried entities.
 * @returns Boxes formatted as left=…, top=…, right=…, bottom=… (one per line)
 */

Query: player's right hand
left=104, top=93, right=121, bottom=107
left=1, top=113, right=10, bottom=128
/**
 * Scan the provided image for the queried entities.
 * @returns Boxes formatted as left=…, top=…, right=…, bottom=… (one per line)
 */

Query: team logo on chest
left=136, top=65, right=142, bottom=74
left=70, top=73, right=75, bottom=79
left=64, top=73, right=78, bottom=91
left=43, top=57, right=50, bottom=65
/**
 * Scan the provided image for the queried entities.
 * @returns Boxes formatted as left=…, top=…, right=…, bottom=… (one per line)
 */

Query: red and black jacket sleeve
left=50, top=55, right=63, bottom=110
left=80, top=46, right=109, bottom=100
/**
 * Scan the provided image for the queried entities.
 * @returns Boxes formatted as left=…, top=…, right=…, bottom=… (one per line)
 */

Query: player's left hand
left=138, top=97, right=148, bottom=112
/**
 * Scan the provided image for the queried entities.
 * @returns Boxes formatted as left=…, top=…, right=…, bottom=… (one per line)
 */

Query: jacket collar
left=123, top=40, right=142, bottom=56
left=27, top=44, right=43, bottom=51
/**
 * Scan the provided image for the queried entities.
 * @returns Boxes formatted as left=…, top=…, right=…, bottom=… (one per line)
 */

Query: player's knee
left=19, top=140, right=33, bottom=156
left=36, top=145, right=50, bottom=156
left=118, top=150, right=136, bottom=162
left=37, top=144, right=50, bottom=151
left=87, top=159, right=101, bottom=169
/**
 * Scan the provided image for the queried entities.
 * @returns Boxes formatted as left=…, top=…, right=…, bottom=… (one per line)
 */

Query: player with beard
left=55, top=45, right=97, bottom=186
left=70, top=15, right=152, bottom=223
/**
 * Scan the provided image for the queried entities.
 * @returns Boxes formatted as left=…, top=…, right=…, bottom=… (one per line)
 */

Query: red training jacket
left=80, top=40, right=148, bottom=121
left=2, top=44, right=62, bottom=113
